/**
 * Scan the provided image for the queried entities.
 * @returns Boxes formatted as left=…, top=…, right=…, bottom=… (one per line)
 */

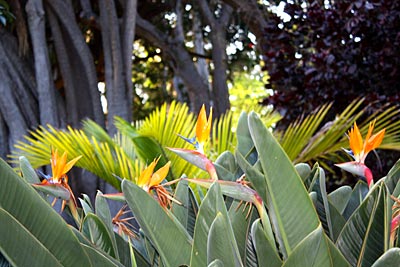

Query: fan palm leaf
left=276, top=98, right=400, bottom=173
left=137, top=101, right=203, bottom=178
left=11, top=125, right=143, bottom=190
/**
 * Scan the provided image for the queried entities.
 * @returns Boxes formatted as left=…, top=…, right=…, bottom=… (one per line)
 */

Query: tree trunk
left=192, top=8, right=211, bottom=90
left=210, top=25, right=230, bottom=116
left=99, top=0, right=131, bottom=135
left=136, top=14, right=211, bottom=114
left=45, top=0, right=105, bottom=127
left=196, top=0, right=232, bottom=117
left=26, top=0, right=59, bottom=126
left=0, top=30, right=38, bottom=157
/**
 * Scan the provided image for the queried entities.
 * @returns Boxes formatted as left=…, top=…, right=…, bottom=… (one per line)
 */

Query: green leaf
left=31, top=183, right=71, bottom=200
left=325, top=237, right=351, bottom=267
left=19, top=156, right=41, bottom=183
left=371, top=248, right=400, bottom=267
left=208, top=259, right=224, bottom=267
left=94, top=191, right=119, bottom=259
left=251, top=219, right=282, bottom=267
left=228, top=200, right=254, bottom=262
left=137, top=101, right=200, bottom=178
left=82, top=213, right=117, bottom=258
left=0, top=158, right=90, bottom=266
left=214, top=151, right=238, bottom=181
left=190, top=183, right=241, bottom=267
left=311, top=165, right=346, bottom=242
left=0, top=208, right=63, bottom=267
left=328, top=186, right=352, bottom=215
left=248, top=112, right=320, bottom=257
left=235, top=150, right=267, bottom=203
left=170, top=179, right=198, bottom=237
left=114, top=233, right=150, bottom=267
left=79, top=194, right=94, bottom=215
left=342, top=180, right=369, bottom=220
left=236, top=112, right=257, bottom=165
left=122, top=179, right=192, bottom=267
left=81, top=244, right=124, bottom=266
left=207, top=212, right=243, bottom=266
left=385, top=159, right=400, bottom=196
left=336, top=182, right=391, bottom=266
left=295, top=163, right=311, bottom=183
left=282, top=226, right=331, bottom=267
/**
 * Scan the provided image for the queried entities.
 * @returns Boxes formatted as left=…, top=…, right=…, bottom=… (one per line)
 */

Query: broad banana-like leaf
left=170, top=179, right=198, bottom=237
left=122, top=179, right=192, bottom=267
left=236, top=112, right=258, bottom=165
left=310, top=165, right=346, bottom=241
left=328, top=186, right=352, bottom=215
left=19, top=156, right=41, bottom=183
left=282, top=226, right=348, bottom=267
left=82, top=213, right=118, bottom=258
left=94, top=192, right=120, bottom=259
left=304, top=163, right=320, bottom=192
left=0, top=158, right=91, bottom=266
left=385, top=159, right=400, bottom=196
left=342, top=180, right=369, bottom=220
left=80, top=244, right=124, bottom=267
left=245, top=231, right=258, bottom=267
left=207, top=212, right=243, bottom=266
left=214, top=151, right=238, bottom=181
left=248, top=111, right=320, bottom=257
left=208, top=259, right=224, bottom=267
left=0, top=208, right=63, bottom=267
left=79, top=194, right=94, bottom=215
left=250, top=219, right=282, bottom=267
left=371, top=248, right=400, bottom=267
left=228, top=200, right=255, bottom=262
left=295, top=163, right=312, bottom=183
left=190, top=183, right=242, bottom=267
left=114, top=233, right=150, bottom=267
left=336, top=182, right=391, bottom=266
left=31, top=183, right=71, bottom=200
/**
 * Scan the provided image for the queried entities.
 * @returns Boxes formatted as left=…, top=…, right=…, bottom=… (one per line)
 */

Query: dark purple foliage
left=261, top=0, right=400, bottom=127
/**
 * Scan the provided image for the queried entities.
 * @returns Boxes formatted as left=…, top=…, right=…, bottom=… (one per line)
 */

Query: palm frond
left=210, top=111, right=235, bottom=158
left=278, top=103, right=332, bottom=161
left=275, top=98, right=400, bottom=171
left=10, top=125, right=142, bottom=190
left=294, top=98, right=366, bottom=163
left=138, top=101, right=204, bottom=178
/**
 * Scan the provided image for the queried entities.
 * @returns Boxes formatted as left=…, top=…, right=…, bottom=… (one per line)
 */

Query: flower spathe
left=336, top=120, right=385, bottom=186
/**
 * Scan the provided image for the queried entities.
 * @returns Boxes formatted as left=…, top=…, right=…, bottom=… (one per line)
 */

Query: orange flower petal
left=348, top=122, right=363, bottom=158
left=137, top=157, right=160, bottom=188
left=196, top=105, right=212, bottom=144
left=365, top=128, right=385, bottom=154
left=149, top=161, right=171, bottom=188
left=63, top=155, right=83, bottom=175
left=51, top=150, right=67, bottom=180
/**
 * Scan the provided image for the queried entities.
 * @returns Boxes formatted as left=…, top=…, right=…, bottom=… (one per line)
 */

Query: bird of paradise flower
left=336, top=119, right=385, bottom=187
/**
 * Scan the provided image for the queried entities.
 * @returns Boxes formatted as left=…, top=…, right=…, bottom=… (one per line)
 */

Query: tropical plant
left=276, top=98, right=400, bottom=174
left=12, top=99, right=400, bottom=190
left=2, top=110, right=400, bottom=266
